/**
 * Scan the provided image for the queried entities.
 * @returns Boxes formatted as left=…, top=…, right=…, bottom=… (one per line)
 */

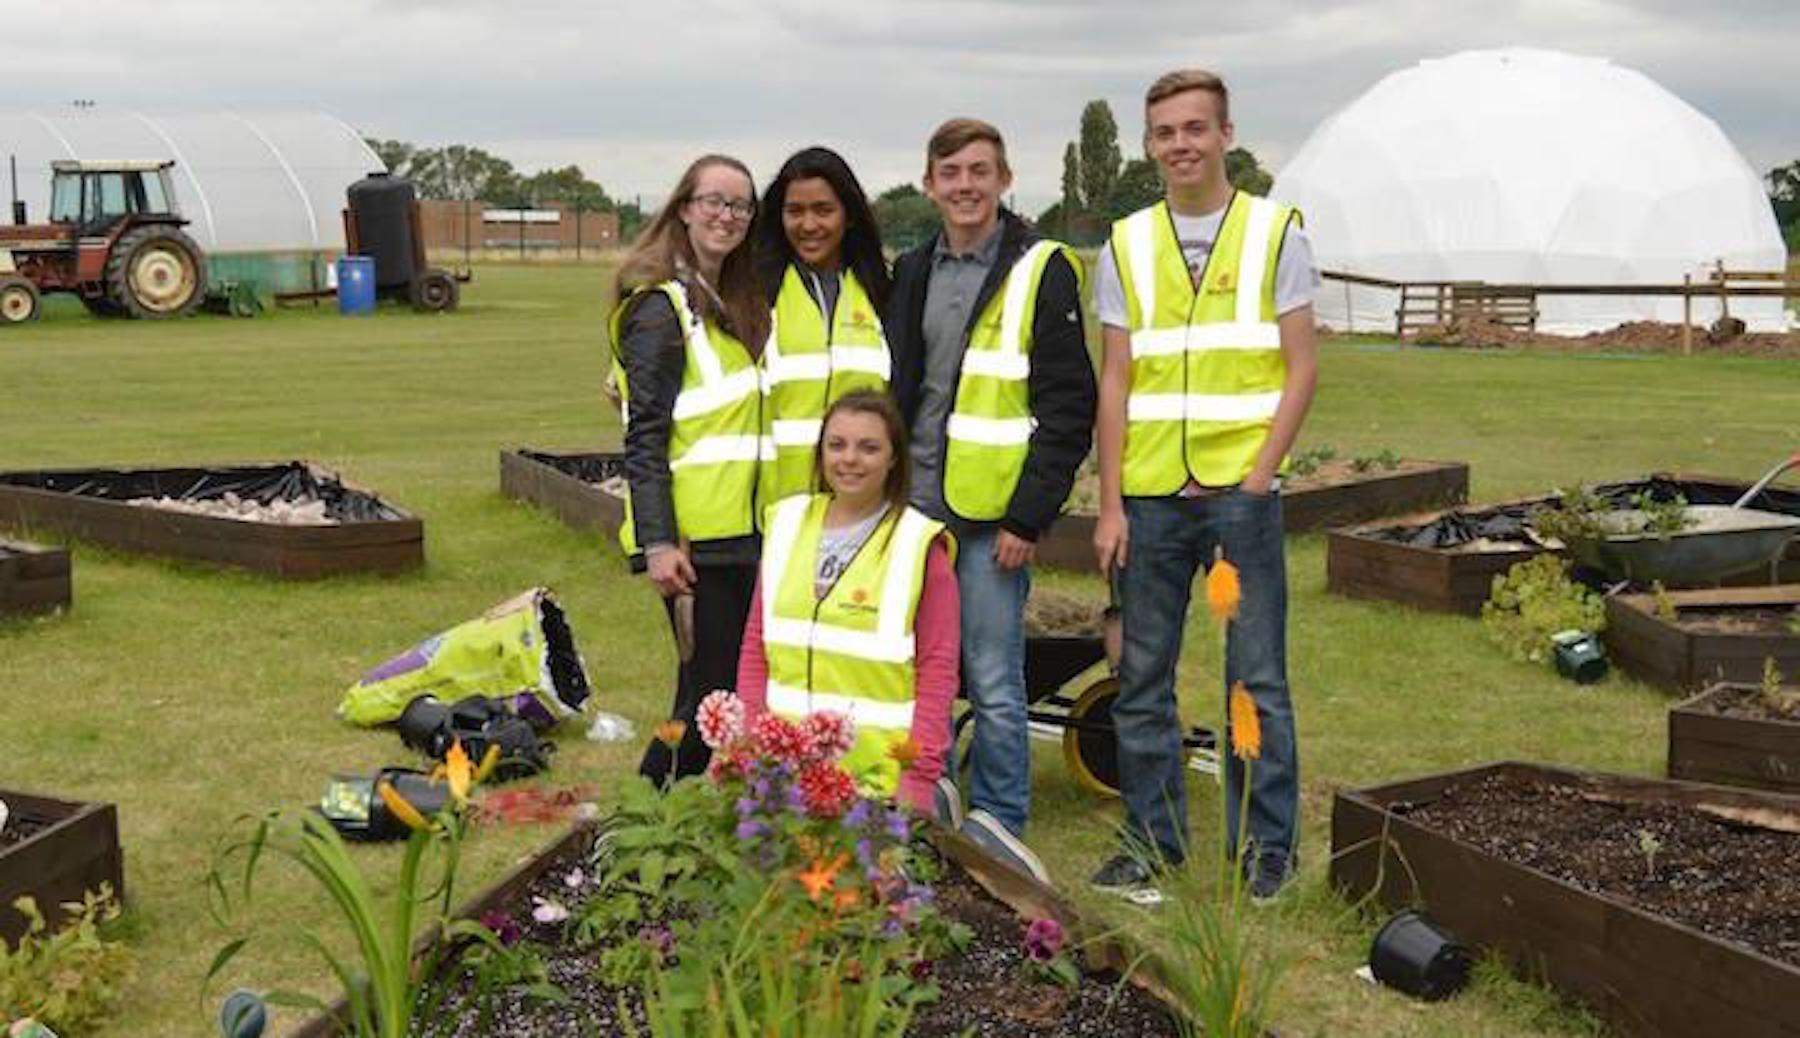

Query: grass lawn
left=3, top=262, right=1797, bottom=1035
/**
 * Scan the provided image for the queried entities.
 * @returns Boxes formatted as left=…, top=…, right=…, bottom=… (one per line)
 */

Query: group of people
left=606, top=68, right=1319, bottom=904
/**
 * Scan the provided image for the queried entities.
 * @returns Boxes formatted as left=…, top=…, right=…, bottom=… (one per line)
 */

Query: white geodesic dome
left=1271, top=48, right=1789, bottom=334
left=1, top=109, right=381, bottom=252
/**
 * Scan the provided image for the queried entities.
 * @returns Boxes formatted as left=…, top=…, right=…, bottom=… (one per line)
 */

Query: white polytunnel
left=2, top=108, right=383, bottom=293
left=1271, top=48, right=1789, bottom=334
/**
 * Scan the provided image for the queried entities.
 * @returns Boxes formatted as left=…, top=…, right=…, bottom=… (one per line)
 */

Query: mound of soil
left=1690, top=683, right=1800, bottom=722
left=1394, top=317, right=1800, bottom=357
left=1402, top=773, right=1800, bottom=968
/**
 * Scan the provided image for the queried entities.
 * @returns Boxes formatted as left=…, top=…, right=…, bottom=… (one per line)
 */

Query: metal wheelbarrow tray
left=1566, top=506, right=1800, bottom=585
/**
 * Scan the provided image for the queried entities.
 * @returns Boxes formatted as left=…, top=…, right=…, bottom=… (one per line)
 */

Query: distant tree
left=1059, top=141, right=1083, bottom=236
left=1769, top=160, right=1800, bottom=252
left=1077, top=101, right=1122, bottom=217
left=364, top=137, right=416, bottom=177
left=873, top=183, right=940, bottom=252
left=1226, top=147, right=1273, bottom=197
left=409, top=145, right=519, bottom=201
left=1101, top=158, right=1163, bottom=222
left=522, top=165, right=614, bottom=212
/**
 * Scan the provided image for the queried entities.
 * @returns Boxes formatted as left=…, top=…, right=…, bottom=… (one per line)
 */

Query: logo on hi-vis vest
left=1206, top=270, right=1237, bottom=295
left=848, top=309, right=873, bottom=329
left=841, top=586, right=878, bottom=614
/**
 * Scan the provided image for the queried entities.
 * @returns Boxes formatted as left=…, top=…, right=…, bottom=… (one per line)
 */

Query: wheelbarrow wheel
left=1062, top=677, right=1122, bottom=798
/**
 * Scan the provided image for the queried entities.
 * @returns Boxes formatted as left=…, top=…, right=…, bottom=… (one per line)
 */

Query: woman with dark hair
left=734, top=390, right=959, bottom=813
left=609, top=154, right=769, bottom=785
left=752, top=146, right=894, bottom=502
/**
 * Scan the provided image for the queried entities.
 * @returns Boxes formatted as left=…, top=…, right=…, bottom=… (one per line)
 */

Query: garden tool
left=317, top=767, right=449, bottom=842
left=396, top=694, right=555, bottom=781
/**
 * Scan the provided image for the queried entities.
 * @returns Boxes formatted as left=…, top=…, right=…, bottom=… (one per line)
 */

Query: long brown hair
left=615, top=154, right=769, bottom=351
left=814, top=390, right=910, bottom=509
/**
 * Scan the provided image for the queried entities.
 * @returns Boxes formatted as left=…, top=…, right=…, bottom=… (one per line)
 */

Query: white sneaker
left=960, top=809, right=1051, bottom=886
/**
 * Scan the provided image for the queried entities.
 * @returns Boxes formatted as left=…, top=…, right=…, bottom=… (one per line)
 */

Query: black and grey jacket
left=885, top=210, right=1096, bottom=540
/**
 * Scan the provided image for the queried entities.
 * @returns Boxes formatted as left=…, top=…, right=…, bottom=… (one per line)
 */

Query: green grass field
left=3, top=263, right=1797, bottom=1036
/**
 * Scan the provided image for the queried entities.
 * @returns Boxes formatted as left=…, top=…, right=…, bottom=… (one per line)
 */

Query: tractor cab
left=47, top=160, right=185, bottom=235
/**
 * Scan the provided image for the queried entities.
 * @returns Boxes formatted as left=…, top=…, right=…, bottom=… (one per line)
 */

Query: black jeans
left=637, top=562, right=758, bottom=786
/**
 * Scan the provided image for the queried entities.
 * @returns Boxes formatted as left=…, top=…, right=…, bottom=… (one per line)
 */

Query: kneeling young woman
left=735, top=390, right=957, bottom=811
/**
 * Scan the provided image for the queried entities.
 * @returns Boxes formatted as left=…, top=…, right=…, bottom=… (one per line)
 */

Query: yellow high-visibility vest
left=760, top=493, right=946, bottom=797
left=1112, top=194, right=1298, bottom=494
left=942, top=240, right=1080, bottom=520
left=761, top=265, right=890, bottom=501
left=608, top=280, right=763, bottom=553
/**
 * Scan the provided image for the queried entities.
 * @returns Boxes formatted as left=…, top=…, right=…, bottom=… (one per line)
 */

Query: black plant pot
left=1369, top=909, right=1472, bottom=1001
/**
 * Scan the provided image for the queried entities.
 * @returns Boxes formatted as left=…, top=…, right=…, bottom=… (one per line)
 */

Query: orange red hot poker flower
left=1205, top=556, right=1241, bottom=625
left=1228, top=681, right=1262, bottom=761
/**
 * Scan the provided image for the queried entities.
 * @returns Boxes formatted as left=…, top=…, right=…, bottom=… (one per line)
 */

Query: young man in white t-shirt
left=1089, top=69, right=1319, bottom=904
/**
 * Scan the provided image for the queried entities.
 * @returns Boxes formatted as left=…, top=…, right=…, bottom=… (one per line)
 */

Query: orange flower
left=887, top=737, right=921, bottom=769
left=377, top=780, right=434, bottom=832
left=472, top=743, right=503, bottom=785
left=653, top=719, right=688, bottom=749
left=1228, top=681, right=1261, bottom=760
left=832, top=886, right=862, bottom=914
left=1205, top=556, right=1241, bottom=625
left=795, top=852, right=847, bottom=902
left=443, top=739, right=473, bottom=803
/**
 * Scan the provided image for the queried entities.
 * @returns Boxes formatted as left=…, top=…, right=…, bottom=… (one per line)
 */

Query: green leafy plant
left=0, top=885, right=131, bottom=1032
left=1481, top=555, right=1607, bottom=664
left=1530, top=485, right=1695, bottom=544
left=1787, top=608, right=1800, bottom=636
left=1758, top=657, right=1800, bottom=718
left=205, top=742, right=498, bottom=1037
left=1349, top=448, right=1401, bottom=473
left=1651, top=581, right=1677, bottom=621
left=1633, top=829, right=1662, bottom=880
left=433, top=924, right=563, bottom=1034
left=1287, top=444, right=1337, bottom=477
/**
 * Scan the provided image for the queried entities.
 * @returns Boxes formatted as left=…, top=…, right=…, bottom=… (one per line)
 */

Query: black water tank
left=346, top=172, right=418, bottom=291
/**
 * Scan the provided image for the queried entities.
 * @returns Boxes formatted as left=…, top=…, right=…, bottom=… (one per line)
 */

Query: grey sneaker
left=1089, top=852, right=1165, bottom=906
left=933, top=775, right=964, bottom=830
left=960, top=809, right=1051, bottom=885
left=1246, top=855, right=1296, bottom=906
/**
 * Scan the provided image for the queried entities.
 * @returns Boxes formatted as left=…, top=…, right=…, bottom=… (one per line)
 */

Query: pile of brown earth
left=1396, top=316, right=1800, bottom=357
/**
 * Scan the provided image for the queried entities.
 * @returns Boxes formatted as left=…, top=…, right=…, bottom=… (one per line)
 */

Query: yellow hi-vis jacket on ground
left=943, top=240, right=1080, bottom=520
left=609, top=280, right=763, bottom=554
left=761, top=265, right=890, bottom=501
left=760, top=493, right=946, bottom=797
left=1111, top=193, right=1299, bottom=495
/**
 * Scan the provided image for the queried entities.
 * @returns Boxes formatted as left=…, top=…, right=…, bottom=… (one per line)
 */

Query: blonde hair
left=1145, top=69, right=1231, bottom=124
left=615, top=154, right=767, bottom=350
left=924, top=117, right=1011, bottom=179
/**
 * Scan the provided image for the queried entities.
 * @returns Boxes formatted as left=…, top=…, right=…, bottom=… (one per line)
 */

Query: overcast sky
left=8, top=0, right=1796, bottom=211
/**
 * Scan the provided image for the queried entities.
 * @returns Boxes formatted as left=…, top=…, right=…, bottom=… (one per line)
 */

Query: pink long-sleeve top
left=736, top=536, right=959, bottom=813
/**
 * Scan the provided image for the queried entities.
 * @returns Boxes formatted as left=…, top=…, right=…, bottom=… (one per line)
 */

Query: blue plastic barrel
left=336, top=256, right=376, bottom=315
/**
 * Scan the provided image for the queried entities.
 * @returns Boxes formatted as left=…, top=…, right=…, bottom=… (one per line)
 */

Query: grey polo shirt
left=909, top=224, right=1004, bottom=520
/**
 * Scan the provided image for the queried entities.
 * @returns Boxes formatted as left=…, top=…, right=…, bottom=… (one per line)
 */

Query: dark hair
left=924, top=117, right=1011, bottom=179
left=754, top=147, right=890, bottom=313
left=814, top=390, right=910, bottom=509
left=615, top=154, right=769, bottom=352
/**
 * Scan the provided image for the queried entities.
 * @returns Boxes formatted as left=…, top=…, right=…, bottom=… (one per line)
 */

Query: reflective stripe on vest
left=1114, top=194, right=1295, bottom=494
left=608, top=280, right=764, bottom=553
left=760, top=266, right=891, bottom=501
left=760, top=494, right=943, bottom=797
left=942, top=239, right=1078, bottom=520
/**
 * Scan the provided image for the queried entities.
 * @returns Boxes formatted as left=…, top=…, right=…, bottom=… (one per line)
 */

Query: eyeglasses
left=689, top=193, right=756, bottom=220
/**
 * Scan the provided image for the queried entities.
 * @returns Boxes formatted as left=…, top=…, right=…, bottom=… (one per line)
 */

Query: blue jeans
left=1113, top=490, right=1298, bottom=872
left=955, top=527, right=1032, bottom=836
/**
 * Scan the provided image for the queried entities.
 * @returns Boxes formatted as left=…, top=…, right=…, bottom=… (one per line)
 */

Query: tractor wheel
left=0, top=276, right=41, bottom=325
left=409, top=268, right=459, bottom=313
left=80, top=294, right=124, bottom=318
left=104, top=226, right=206, bottom=319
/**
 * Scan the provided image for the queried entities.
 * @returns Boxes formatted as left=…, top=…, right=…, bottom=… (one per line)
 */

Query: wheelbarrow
left=954, top=607, right=1219, bottom=798
left=1563, top=454, right=1800, bottom=585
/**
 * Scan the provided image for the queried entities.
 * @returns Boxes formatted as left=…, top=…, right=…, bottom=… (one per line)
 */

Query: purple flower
left=854, top=837, right=875, bottom=868
left=478, top=909, right=522, bottom=946
left=736, top=819, right=766, bottom=842
left=884, top=808, right=910, bottom=841
left=844, top=799, right=873, bottom=830
left=1023, top=917, right=1066, bottom=963
left=639, top=924, right=675, bottom=960
left=736, top=796, right=759, bottom=817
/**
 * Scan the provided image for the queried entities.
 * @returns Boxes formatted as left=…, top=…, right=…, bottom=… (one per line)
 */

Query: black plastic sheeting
left=1372, top=476, right=1800, bottom=549
left=522, top=450, right=624, bottom=486
left=0, top=463, right=407, bottom=522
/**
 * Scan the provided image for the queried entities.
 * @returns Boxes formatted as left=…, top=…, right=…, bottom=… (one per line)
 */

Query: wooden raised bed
left=497, top=448, right=625, bottom=541
left=0, top=789, right=124, bottom=946
left=0, top=538, right=70, bottom=617
left=298, top=821, right=1183, bottom=1036
left=1668, top=681, right=1800, bottom=793
left=1331, top=761, right=1800, bottom=1037
left=1605, top=585, right=1800, bottom=694
left=1326, top=473, right=1800, bottom=615
left=1037, top=459, right=1470, bottom=572
left=0, top=462, right=423, bottom=579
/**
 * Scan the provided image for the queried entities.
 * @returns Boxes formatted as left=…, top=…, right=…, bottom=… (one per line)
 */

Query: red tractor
left=0, top=160, right=207, bottom=325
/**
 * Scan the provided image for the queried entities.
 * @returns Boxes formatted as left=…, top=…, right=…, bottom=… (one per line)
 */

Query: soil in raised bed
left=1061, top=454, right=1434, bottom=517
left=414, top=838, right=1180, bottom=1037
left=1689, top=683, right=1800, bottom=722
left=524, top=452, right=627, bottom=498
left=1399, top=773, right=1800, bottom=967
left=1668, top=606, right=1800, bottom=637
left=1023, top=588, right=1109, bottom=639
